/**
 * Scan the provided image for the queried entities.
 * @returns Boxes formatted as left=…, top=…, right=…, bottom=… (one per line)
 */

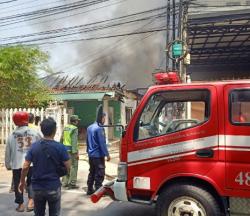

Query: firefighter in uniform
left=61, top=115, right=80, bottom=189
left=86, top=105, right=110, bottom=195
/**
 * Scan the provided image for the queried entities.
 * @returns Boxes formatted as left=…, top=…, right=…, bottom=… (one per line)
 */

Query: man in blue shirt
left=19, top=117, right=70, bottom=216
left=86, top=105, right=110, bottom=195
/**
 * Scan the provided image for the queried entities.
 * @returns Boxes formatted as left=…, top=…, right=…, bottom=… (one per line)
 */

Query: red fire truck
left=92, top=76, right=250, bottom=216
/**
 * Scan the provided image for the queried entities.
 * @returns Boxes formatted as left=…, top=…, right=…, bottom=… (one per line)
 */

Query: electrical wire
left=0, top=0, right=110, bottom=27
left=0, top=0, right=39, bottom=10
left=58, top=16, right=167, bottom=73
left=1, top=6, right=166, bottom=40
left=0, top=0, right=172, bottom=78
left=65, top=30, right=163, bottom=84
left=0, top=0, right=18, bottom=4
left=0, top=7, right=167, bottom=44
left=0, top=0, right=127, bottom=31
left=0, top=0, right=62, bottom=15
left=2, top=27, right=167, bottom=46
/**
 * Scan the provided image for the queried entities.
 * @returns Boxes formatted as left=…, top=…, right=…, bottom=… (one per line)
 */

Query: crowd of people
left=4, top=105, right=110, bottom=216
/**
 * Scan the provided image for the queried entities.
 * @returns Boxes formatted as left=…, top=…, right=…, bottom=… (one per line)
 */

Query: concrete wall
left=108, top=100, right=121, bottom=138
left=121, top=98, right=137, bottom=125
left=67, top=100, right=123, bottom=141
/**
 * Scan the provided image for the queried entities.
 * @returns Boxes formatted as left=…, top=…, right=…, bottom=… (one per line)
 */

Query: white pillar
left=120, top=100, right=126, bottom=127
left=103, top=99, right=109, bottom=144
left=186, top=75, right=192, bottom=119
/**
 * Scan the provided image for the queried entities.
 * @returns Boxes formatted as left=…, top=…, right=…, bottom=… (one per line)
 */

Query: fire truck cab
left=92, top=80, right=250, bottom=216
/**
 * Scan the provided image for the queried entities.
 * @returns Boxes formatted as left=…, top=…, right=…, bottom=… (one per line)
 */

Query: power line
left=54, top=5, right=176, bottom=73
left=1, top=6, right=166, bottom=40
left=0, top=0, right=90, bottom=20
left=63, top=31, right=162, bottom=83
left=1, top=14, right=166, bottom=44
left=0, top=0, right=127, bottom=31
left=0, top=7, right=167, bottom=43
left=79, top=31, right=162, bottom=82
left=0, top=0, right=39, bottom=9
left=57, top=17, right=167, bottom=73
left=0, top=0, right=62, bottom=15
left=0, top=0, right=18, bottom=4
left=2, top=27, right=167, bottom=46
left=0, top=1, right=172, bottom=79
left=0, top=0, right=109, bottom=27
left=0, top=0, right=180, bottom=31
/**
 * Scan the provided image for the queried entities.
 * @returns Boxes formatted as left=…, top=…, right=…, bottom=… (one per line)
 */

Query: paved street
left=0, top=160, right=156, bottom=216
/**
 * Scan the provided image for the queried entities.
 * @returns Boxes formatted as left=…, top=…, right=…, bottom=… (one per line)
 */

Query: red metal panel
left=224, top=84, right=250, bottom=196
left=125, top=84, right=221, bottom=197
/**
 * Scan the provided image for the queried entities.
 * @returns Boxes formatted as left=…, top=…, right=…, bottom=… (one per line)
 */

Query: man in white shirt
left=5, top=111, right=41, bottom=212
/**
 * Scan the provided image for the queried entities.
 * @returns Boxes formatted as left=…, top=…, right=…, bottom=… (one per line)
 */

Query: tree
left=0, top=45, right=51, bottom=108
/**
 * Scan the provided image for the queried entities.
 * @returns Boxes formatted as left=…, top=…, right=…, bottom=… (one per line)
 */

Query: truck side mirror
left=122, top=130, right=126, bottom=138
left=98, top=123, right=125, bottom=135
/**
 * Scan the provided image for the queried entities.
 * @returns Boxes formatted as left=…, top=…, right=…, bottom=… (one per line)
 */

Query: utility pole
left=172, top=0, right=176, bottom=70
left=166, top=0, right=189, bottom=81
left=181, top=1, right=189, bottom=82
left=178, top=0, right=183, bottom=79
left=166, top=0, right=171, bottom=71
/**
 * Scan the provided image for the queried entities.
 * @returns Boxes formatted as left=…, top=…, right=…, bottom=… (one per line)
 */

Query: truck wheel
left=156, top=184, right=221, bottom=216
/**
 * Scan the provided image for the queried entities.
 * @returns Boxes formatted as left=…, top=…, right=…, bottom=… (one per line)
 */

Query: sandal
left=26, top=207, right=34, bottom=212
left=16, top=205, right=25, bottom=212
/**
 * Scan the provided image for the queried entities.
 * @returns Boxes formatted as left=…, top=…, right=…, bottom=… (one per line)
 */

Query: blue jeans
left=33, top=187, right=61, bottom=216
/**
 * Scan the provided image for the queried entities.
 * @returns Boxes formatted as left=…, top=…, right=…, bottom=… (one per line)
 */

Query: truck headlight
left=117, top=162, right=127, bottom=182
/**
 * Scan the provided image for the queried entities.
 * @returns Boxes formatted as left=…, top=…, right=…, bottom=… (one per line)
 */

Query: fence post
left=1, top=109, right=4, bottom=145
left=41, top=108, right=44, bottom=122
left=1, top=106, right=68, bottom=145
left=10, top=108, right=14, bottom=135
left=5, top=109, right=9, bottom=145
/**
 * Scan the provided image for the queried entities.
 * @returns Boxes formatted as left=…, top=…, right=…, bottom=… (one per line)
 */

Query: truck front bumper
left=90, top=180, right=128, bottom=203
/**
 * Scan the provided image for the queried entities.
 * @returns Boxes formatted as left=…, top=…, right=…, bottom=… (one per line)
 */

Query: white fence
left=0, top=107, right=68, bottom=145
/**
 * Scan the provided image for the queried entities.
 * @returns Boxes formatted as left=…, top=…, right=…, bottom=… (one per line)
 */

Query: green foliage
left=0, top=45, right=52, bottom=108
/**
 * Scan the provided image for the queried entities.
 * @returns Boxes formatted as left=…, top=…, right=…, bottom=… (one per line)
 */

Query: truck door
left=126, top=86, right=219, bottom=193
left=224, top=85, right=250, bottom=190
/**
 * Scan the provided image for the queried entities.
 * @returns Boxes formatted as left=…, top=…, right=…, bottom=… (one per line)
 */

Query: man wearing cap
left=86, top=105, right=110, bottom=195
left=61, top=115, right=80, bottom=189
left=5, top=111, right=41, bottom=212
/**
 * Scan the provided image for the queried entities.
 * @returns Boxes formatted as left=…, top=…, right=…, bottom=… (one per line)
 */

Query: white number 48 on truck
left=91, top=74, right=250, bottom=216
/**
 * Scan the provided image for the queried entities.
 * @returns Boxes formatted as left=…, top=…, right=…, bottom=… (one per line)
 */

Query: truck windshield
left=134, top=89, right=210, bottom=141
left=140, top=95, right=161, bottom=125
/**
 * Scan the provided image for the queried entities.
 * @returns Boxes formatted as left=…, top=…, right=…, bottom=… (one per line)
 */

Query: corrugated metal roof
left=188, top=8, right=250, bottom=65
left=50, top=91, right=115, bottom=101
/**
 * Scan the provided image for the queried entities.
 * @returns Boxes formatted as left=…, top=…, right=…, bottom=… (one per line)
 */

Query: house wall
left=109, top=100, right=121, bottom=138
left=121, top=98, right=138, bottom=126
left=67, top=100, right=102, bottom=141
left=67, top=100, right=122, bottom=140
left=67, top=100, right=102, bottom=128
